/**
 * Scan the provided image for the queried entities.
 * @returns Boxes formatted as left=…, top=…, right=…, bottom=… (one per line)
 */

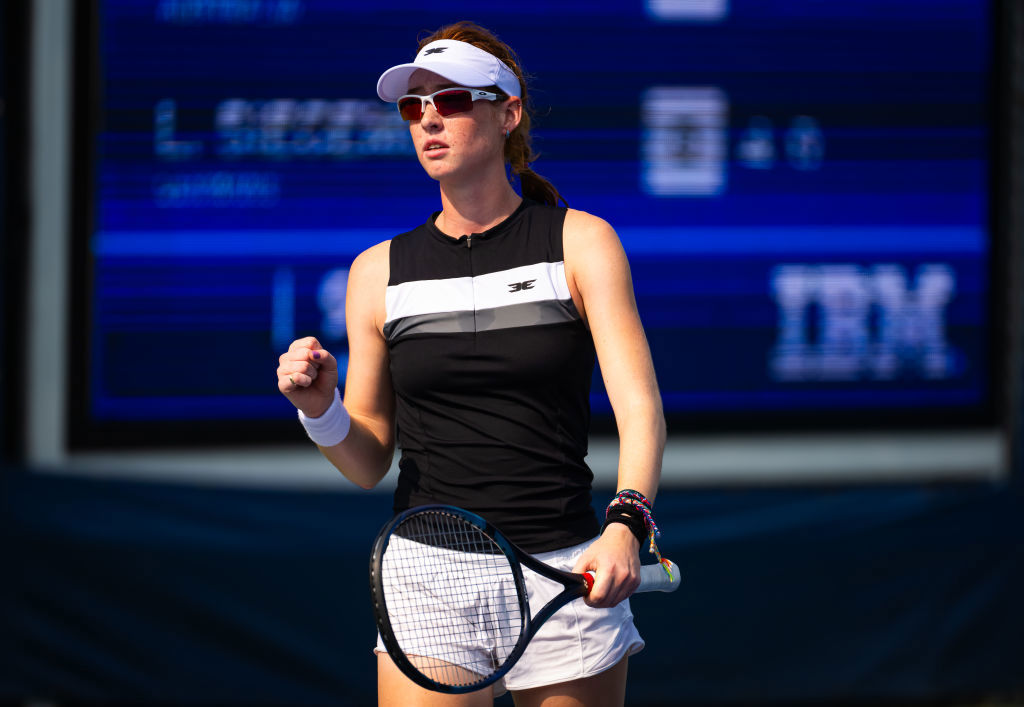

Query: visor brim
left=377, top=62, right=503, bottom=102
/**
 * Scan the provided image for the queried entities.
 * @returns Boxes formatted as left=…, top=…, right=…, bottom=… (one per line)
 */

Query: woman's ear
left=503, top=97, right=523, bottom=135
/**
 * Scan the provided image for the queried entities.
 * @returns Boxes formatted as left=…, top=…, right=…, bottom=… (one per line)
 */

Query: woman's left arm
left=563, top=209, right=667, bottom=608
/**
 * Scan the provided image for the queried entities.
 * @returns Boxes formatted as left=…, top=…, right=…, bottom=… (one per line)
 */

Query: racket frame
left=369, top=504, right=590, bottom=694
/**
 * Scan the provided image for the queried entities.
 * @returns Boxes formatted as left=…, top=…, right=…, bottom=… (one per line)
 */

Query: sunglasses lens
left=433, top=89, right=473, bottom=117
left=397, top=89, right=477, bottom=121
left=398, top=97, right=422, bottom=121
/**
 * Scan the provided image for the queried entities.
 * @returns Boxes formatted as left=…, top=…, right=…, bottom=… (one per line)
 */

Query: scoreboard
left=73, top=0, right=996, bottom=445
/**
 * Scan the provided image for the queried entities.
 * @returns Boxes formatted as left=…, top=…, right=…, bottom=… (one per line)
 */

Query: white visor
left=377, top=39, right=521, bottom=102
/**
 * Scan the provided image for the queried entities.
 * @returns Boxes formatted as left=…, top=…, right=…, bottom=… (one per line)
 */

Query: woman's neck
left=435, top=168, right=522, bottom=237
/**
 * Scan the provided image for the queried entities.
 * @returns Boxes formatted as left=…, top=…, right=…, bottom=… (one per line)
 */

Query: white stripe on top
left=385, top=261, right=572, bottom=324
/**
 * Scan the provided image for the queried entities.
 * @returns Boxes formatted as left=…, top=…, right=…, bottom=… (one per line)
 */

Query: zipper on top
left=466, top=233, right=477, bottom=336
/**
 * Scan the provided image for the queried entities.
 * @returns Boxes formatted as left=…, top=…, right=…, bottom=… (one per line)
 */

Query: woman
left=277, top=21, right=666, bottom=707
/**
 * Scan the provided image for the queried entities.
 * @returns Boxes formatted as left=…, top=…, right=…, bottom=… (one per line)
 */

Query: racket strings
left=381, top=511, right=525, bottom=688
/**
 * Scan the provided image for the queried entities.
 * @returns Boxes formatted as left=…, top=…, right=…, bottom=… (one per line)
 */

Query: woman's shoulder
left=563, top=208, right=619, bottom=247
left=349, top=239, right=391, bottom=288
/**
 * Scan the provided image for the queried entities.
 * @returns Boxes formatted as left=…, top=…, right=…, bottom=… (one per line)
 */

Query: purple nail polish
left=313, top=351, right=321, bottom=360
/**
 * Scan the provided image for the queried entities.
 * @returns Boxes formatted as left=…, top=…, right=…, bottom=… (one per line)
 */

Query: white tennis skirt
left=374, top=535, right=645, bottom=695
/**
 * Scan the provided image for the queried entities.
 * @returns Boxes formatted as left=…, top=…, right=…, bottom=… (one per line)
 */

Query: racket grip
left=637, top=559, right=681, bottom=593
left=582, top=559, right=681, bottom=595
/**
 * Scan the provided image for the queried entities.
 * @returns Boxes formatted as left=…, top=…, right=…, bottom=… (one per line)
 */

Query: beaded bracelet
left=605, top=489, right=672, bottom=577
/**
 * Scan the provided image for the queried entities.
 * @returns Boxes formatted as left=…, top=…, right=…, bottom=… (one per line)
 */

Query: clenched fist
left=277, top=336, right=339, bottom=418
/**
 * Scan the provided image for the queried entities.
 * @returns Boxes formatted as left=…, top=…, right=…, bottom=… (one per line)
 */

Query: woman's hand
left=572, top=523, right=642, bottom=608
left=277, top=336, right=339, bottom=418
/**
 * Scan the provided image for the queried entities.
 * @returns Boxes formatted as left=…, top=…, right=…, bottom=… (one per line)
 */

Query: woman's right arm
left=276, top=241, right=396, bottom=489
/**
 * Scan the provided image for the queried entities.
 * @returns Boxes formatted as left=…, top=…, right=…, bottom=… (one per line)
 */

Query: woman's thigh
left=377, top=652, right=496, bottom=707
left=510, top=656, right=628, bottom=707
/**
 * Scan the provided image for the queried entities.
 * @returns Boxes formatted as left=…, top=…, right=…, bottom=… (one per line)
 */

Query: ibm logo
left=770, top=263, right=957, bottom=382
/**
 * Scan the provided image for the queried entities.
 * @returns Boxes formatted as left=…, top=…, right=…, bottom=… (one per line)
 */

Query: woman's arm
left=563, top=208, right=667, bottom=607
left=277, top=241, right=396, bottom=489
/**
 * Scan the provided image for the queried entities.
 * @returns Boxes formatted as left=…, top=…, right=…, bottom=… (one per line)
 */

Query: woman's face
left=404, top=69, right=519, bottom=184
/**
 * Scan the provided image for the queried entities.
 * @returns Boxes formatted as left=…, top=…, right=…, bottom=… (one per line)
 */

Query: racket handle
left=638, top=559, right=681, bottom=593
left=582, top=559, right=681, bottom=595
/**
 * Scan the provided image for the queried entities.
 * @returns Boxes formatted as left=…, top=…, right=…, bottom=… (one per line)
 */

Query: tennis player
left=277, top=21, right=666, bottom=707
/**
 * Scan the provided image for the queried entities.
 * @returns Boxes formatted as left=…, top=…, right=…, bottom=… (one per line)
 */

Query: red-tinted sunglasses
left=397, top=87, right=500, bottom=121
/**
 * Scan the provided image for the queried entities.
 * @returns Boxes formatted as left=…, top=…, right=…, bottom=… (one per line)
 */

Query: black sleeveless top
left=385, top=199, right=600, bottom=552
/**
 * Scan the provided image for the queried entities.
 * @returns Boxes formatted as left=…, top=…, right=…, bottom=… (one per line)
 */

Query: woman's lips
left=423, top=140, right=449, bottom=157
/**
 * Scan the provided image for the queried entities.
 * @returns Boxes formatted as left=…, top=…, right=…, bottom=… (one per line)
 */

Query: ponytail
left=505, top=114, right=566, bottom=207
left=519, top=168, right=565, bottom=208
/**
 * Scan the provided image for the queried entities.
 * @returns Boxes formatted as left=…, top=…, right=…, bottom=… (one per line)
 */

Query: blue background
left=78, top=0, right=994, bottom=439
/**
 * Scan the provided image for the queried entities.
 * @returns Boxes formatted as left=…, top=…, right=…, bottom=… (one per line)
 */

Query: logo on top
left=508, top=280, right=536, bottom=293
left=423, top=47, right=447, bottom=55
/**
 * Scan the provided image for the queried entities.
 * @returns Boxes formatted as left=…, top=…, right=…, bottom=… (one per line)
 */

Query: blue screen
left=79, top=0, right=994, bottom=441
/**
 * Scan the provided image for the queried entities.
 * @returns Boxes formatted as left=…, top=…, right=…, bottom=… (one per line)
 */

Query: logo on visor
left=423, top=47, right=447, bottom=55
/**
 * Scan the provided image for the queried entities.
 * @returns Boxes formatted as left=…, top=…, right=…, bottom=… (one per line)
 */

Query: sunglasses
left=397, top=87, right=500, bottom=121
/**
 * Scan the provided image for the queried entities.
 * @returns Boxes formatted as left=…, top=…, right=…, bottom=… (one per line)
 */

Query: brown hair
left=416, top=21, right=566, bottom=207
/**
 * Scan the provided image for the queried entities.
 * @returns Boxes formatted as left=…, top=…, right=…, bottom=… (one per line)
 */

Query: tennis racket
left=369, top=504, right=680, bottom=694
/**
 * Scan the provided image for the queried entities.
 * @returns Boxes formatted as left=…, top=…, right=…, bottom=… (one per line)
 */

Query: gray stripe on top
left=385, top=298, right=581, bottom=341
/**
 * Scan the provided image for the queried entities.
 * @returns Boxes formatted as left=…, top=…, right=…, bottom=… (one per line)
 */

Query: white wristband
left=297, top=388, right=351, bottom=447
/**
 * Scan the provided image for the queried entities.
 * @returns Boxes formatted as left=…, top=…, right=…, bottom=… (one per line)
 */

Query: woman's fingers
left=278, top=339, right=334, bottom=392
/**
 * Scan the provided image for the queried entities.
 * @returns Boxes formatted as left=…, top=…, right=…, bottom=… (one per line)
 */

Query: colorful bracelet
left=606, top=489, right=672, bottom=577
